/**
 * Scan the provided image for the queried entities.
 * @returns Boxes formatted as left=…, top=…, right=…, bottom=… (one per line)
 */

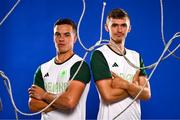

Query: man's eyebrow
left=112, top=23, right=118, bottom=25
left=111, top=23, right=128, bottom=27
left=55, top=32, right=60, bottom=35
left=55, top=32, right=71, bottom=34
left=64, top=32, right=71, bottom=35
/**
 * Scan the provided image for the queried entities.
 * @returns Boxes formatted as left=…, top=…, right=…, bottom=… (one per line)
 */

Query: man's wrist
left=42, top=92, right=48, bottom=101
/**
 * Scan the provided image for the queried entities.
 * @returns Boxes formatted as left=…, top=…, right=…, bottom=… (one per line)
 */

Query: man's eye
left=112, top=24, right=118, bottom=27
left=55, top=32, right=60, bottom=36
left=64, top=33, right=70, bottom=37
left=121, top=24, right=127, bottom=27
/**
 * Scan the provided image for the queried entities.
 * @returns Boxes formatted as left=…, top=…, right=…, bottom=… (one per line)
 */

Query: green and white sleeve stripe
left=70, top=61, right=91, bottom=84
left=90, top=50, right=112, bottom=81
left=33, top=66, right=45, bottom=90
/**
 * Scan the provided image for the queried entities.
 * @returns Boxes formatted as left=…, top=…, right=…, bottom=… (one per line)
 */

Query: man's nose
left=117, top=25, right=123, bottom=32
left=58, top=35, right=65, bottom=42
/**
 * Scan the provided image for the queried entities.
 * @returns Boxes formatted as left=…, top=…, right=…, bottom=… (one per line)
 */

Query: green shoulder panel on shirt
left=33, top=66, right=45, bottom=90
left=70, top=61, right=91, bottom=84
left=90, top=50, right=112, bottom=81
left=139, top=56, right=147, bottom=76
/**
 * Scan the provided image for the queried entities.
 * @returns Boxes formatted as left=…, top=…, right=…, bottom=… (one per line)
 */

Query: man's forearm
left=29, top=98, right=55, bottom=113
left=42, top=92, right=74, bottom=111
left=106, top=88, right=129, bottom=104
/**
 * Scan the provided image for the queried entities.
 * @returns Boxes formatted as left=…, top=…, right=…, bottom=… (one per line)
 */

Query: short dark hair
left=54, top=18, right=77, bottom=34
left=106, top=8, right=130, bottom=24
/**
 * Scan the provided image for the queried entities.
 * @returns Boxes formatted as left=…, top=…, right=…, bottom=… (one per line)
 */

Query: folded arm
left=111, top=71, right=151, bottom=100
left=29, top=80, right=85, bottom=111
left=96, top=77, right=129, bottom=104
left=127, top=75, right=151, bottom=100
left=28, top=97, right=55, bottom=113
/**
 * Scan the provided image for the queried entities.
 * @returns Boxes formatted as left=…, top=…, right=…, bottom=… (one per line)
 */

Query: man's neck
left=108, top=40, right=125, bottom=55
left=55, top=50, right=74, bottom=64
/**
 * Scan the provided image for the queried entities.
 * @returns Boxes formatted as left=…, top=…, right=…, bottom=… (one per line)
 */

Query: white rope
left=113, top=0, right=179, bottom=119
left=113, top=34, right=178, bottom=120
left=108, top=33, right=179, bottom=70
left=0, top=0, right=108, bottom=117
left=77, top=0, right=107, bottom=51
left=160, top=0, right=180, bottom=59
left=0, top=0, right=20, bottom=26
left=0, top=0, right=179, bottom=119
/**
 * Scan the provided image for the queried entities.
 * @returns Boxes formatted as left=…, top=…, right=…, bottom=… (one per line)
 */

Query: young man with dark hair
left=28, top=18, right=91, bottom=120
left=91, top=8, right=151, bottom=120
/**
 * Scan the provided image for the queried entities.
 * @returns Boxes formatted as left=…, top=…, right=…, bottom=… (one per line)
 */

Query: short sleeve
left=90, top=50, right=112, bottom=81
left=33, top=66, right=45, bottom=90
left=70, top=61, right=91, bottom=84
left=139, top=56, right=147, bottom=76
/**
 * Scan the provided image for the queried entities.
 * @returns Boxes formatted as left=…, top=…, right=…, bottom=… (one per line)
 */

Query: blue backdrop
left=0, top=0, right=179, bottom=119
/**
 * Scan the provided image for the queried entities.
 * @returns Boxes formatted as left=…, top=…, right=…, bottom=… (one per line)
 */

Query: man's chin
left=113, top=39, right=123, bottom=44
left=58, top=50, right=68, bottom=54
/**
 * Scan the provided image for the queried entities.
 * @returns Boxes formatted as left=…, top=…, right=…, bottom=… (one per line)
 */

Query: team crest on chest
left=59, top=69, right=67, bottom=78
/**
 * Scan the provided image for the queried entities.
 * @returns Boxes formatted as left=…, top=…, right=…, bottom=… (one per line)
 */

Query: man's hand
left=28, top=85, right=46, bottom=100
left=132, top=70, right=140, bottom=86
left=111, top=72, right=129, bottom=89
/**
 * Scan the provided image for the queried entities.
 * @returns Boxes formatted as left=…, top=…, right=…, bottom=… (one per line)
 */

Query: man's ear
left=74, top=35, right=77, bottom=43
left=105, top=24, right=109, bottom=32
left=128, top=25, right=131, bottom=33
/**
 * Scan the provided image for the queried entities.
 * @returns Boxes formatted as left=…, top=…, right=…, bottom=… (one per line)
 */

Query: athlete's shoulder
left=73, top=54, right=83, bottom=61
left=41, top=58, right=54, bottom=67
left=92, top=45, right=107, bottom=56
left=71, top=54, right=90, bottom=67
left=38, top=58, right=54, bottom=73
left=126, top=48, right=139, bottom=56
left=96, top=45, right=108, bottom=51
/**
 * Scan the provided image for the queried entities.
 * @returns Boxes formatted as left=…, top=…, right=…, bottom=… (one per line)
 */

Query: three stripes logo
left=112, top=62, right=119, bottom=67
left=44, top=73, right=49, bottom=77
